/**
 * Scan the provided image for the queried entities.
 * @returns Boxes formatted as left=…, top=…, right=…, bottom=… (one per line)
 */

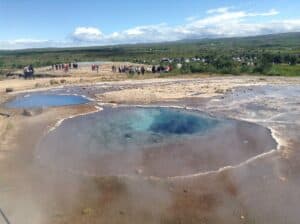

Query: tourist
left=137, top=66, right=141, bottom=75
left=24, top=65, right=34, bottom=79
left=141, top=66, right=145, bottom=75
left=112, top=65, right=116, bottom=73
left=166, top=65, right=172, bottom=72
left=28, top=65, right=34, bottom=74
left=152, top=65, right=156, bottom=73
left=64, top=64, right=69, bottom=72
left=23, top=66, right=29, bottom=79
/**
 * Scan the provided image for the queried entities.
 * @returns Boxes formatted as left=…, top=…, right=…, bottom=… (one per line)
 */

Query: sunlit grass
left=268, top=64, right=300, bottom=76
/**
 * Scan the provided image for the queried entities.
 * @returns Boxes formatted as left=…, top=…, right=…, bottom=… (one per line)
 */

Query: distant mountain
left=177, top=32, right=300, bottom=48
left=1, top=32, right=300, bottom=54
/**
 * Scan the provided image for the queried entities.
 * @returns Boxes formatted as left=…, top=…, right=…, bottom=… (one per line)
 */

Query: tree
left=180, top=63, right=191, bottom=74
left=190, top=63, right=206, bottom=73
left=0, top=59, right=4, bottom=68
left=212, top=56, right=234, bottom=73
left=273, top=54, right=282, bottom=64
left=254, top=53, right=272, bottom=74
left=290, top=55, right=297, bottom=65
left=283, top=54, right=297, bottom=65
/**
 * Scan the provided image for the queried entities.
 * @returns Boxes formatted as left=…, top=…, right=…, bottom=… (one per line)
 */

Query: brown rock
left=5, top=88, right=13, bottom=93
left=22, top=109, right=34, bottom=116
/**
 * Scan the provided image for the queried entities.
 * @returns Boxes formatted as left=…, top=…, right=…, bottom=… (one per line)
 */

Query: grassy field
left=0, top=32, right=299, bottom=76
left=267, top=64, right=300, bottom=76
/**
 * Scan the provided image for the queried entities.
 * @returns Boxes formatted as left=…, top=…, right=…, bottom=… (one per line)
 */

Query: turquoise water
left=5, top=93, right=90, bottom=109
left=36, top=107, right=276, bottom=176
left=38, top=108, right=219, bottom=153
left=129, top=108, right=218, bottom=135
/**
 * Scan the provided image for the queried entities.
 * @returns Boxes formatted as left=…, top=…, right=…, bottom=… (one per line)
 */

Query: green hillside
left=1, top=32, right=300, bottom=76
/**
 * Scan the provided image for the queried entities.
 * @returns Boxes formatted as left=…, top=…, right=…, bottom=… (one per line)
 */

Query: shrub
left=49, top=79, right=59, bottom=85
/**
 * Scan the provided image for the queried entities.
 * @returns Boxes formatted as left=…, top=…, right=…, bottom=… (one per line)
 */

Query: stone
left=22, top=109, right=34, bottom=116
left=49, top=79, right=59, bottom=85
left=81, top=208, right=93, bottom=216
left=135, top=168, right=143, bottom=174
left=5, top=88, right=13, bottom=93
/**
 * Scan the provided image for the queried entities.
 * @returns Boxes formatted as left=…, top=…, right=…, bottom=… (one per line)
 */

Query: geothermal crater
left=36, top=107, right=277, bottom=177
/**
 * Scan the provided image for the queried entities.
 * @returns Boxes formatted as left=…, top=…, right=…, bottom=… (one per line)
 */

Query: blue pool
left=5, top=93, right=90, bottom=109
left=128, top=107, right=218, bottom=135
left=39, top=107, right=220, bottom=152
left=36, top=107, right=276, bottom=177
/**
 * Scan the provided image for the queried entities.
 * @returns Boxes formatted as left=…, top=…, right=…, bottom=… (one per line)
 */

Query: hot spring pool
left=36, top=107, right=277, bottom=177
left=5, top=93, right=90, bottom=109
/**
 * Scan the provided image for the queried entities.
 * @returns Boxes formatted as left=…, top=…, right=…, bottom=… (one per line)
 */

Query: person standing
left=152, top=65, right=157, bottom=73
left=29, top=65, right=34, bottom=78
left=64, top=64, right=69, bottom=72
left=137, top=67, right=141, bottom=75
left=141, top=66, right=145, bottom=75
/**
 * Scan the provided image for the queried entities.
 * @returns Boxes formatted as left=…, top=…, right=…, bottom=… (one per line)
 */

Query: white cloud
left=206, top=7, right=231, bottom=14
left=1, top=7, right=300, bottom=49
left=102, top=23, right=175, bottom=44
left=0, top=38, right=74, bottom=49
left=74, top=7, right=285, bottom=43
left=8, top=39, right=48, bottom=44
left=185, top=16, right=198, bottom=22
left=0, top=39, right=53, bottom=49
left=247, top=8, right=279, bottom=17
left=72, top=27, right=103, bottom=41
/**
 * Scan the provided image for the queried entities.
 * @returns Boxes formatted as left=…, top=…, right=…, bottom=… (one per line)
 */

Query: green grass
left=268, top=64, right=300, bottom=76
left=0, top=32, right=300, bottom=76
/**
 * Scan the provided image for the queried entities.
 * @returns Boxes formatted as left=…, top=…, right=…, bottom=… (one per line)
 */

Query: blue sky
left=1, top=0, right=300, bottom=49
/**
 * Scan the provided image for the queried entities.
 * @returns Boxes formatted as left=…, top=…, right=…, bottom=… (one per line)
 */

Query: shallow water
left=5, top=93, right=90, bottom=109
left=36, top=107, right=277, bottom=177
left=39, top=108, right=220, bottom=153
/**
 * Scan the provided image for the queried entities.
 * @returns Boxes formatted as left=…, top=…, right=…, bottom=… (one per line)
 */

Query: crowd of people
left=51, top=63, right=79, bottom=72
left=151, top=65, right=173, bottom=73
left=23, top=65, right=34, bottom=79
left=114, top=64, right=173, bottom=75
left=91, top=64, right=100, bottom=73
left=115, top=65, right=146, bottom=75
left=20, top=62, right=174, bottom=81
left=47, top=62, right=173, bottom=75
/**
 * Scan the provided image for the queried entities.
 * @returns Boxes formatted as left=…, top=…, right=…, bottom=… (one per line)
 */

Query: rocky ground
left=0, top=75, right=300, bottom=224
